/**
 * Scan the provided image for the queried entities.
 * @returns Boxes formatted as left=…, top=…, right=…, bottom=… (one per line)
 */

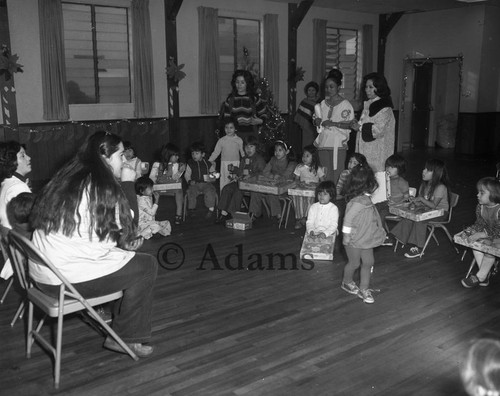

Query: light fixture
left=456, top=0, right=487, bottom=3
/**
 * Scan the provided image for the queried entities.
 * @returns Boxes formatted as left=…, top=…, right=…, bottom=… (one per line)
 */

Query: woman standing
left=30, top=131, right=157, bottom=357
left=294, top=81, right=320, bottom=147
left=313, top=69, right=354, bottom=183
left=221, top=69, right=267, bottom=138
left=351, top=73, right=395, bottom=203
left=352, top=73, right=395, bottom=174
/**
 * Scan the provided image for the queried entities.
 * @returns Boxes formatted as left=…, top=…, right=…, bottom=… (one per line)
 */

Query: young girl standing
left=306, top=181, right=338, bottom=238
left=336, top=152, right=367, bottom=198
left=248, top=140, right=296, bottom=222
left=135, top=176, right=171, bottom=239
left=341, top=164, right=387, bottom=304
left=390, top=158, right=450, bottom=258
left=292, top=145, right=326, bottom=229
left=149, top=143, right=185, bottom=225
left=209, top=117, right=245, bottom=192
left=461, top=177, right=500, bottom=288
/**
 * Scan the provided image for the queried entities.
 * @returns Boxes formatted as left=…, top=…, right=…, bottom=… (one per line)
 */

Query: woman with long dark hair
left=221, top=69, right=267, bottom=137
left=30, top=131, right=157, bottom=357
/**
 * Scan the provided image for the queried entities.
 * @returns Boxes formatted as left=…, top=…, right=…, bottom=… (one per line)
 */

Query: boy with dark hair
left=7, top=192, right=36, bottom=239
left=184, top=142, right=217, bottom=219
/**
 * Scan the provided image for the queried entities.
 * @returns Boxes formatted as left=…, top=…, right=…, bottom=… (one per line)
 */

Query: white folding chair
left=7, top=229, right=139, bottom=389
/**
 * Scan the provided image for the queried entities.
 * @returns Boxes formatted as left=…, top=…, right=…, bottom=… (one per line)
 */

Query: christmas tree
left=238, top=47, right=285, bottom=146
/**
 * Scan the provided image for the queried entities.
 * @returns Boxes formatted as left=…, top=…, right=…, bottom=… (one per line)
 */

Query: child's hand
left=309, top=231, right=316, bottom=237
left=313, top=118, right=322, bottom=127
left=153, top=192, right=160, bottom=203
left=468, top=232, right=484, bottom=243
left=123, top=236, right=144, bottom=251
left=318, top=232, right=327, bottom=239
left=121, top=166, right=136, bottom=182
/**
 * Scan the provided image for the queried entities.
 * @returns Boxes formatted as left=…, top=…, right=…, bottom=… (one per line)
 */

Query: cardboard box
left=288, top=185, right=316, bottom=197
left=153, top=182, right=182, bottom=191
left=454, top=232, right=500, bottom=257
left=239, top=176, right=295, bottom=195
left=300, top=232, right=335, bottom=261
left=388, top=202, right=444, bottom=222
left=225, top=212, right=252, bottom=230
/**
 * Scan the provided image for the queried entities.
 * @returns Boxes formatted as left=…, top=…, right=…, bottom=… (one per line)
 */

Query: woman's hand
left=321, top=120, right=336, bottom=128
left=250, top=116, right=263, bottom=125
left=350, top=119, right=360, bottom=131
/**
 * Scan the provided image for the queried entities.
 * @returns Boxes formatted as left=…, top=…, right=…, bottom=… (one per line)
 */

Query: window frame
left=217, top=15, right=263, bottom=104
left=325, top=24, right=362, bottom=104
left=62, top=0, right=134, bottom=119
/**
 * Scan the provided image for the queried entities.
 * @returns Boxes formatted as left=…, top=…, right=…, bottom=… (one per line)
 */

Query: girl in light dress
left=135, top=176, right=171, bottom=239
left=292, top=145, right=326, bottom=229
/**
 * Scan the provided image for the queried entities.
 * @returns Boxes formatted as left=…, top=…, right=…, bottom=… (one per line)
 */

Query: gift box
left=288, top=185, right=316, bottom=197
left=453, top=232, right=500, bottom=257
left=300, top=232, right=335, bottom=261
left=389, top=202, right=444, bottom=222
left=225, top=212, right=252, bottom=230
left=239, top=176, right=295, bottom=195
left=153, top=182, right=182, bottom=191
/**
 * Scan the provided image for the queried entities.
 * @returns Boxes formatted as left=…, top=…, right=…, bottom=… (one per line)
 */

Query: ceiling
left=268, top=0, right=500, bottom=14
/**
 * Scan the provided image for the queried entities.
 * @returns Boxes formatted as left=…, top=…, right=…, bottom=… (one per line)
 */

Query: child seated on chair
left=248, top=140, right=296, bottom=222
left=390, top=158, right=450, bottom=259
left=123, top=141, right=143, bottom=180
left=216, top=135, right=266, bottom=224
left=6, top=192, right=36, bottom=239
left=150, top=143, right=185, bottom=225
left=376, top=154, right=410, bottom=245
left=292, top=145, right=326, bottom=229
left=184, top=142, right=217, bottom=220
left=461, top=177, right=500, bottom=288
left=135, top=176, right=171, bottom=239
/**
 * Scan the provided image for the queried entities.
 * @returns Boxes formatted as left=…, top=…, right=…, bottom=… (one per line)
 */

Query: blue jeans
left=37, top=253, right=158, bottom=344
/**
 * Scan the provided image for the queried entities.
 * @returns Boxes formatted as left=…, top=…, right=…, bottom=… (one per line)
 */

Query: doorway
left=398, top=56, right=462, bottom=151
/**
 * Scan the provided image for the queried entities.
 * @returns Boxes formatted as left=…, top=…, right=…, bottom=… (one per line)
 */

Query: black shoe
left=381, top=236, right=393, bottom=247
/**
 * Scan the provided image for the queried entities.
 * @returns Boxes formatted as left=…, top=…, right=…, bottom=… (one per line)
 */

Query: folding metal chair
left=418, top=192, right=460, bottom=258
left=0, top=225, right=25, bottom=326
left=393, top=193, right=460, bottom=258
left=6, top=229, right=138, bottom=389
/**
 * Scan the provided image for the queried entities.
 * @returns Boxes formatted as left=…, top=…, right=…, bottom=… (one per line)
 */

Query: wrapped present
left=239, top=176, right=295, bottom=195
left=288, top=184, right=316, bottom=197
left=453, top=232, right=500, bottom=257
left=389, top=202, right=444, bottom=222
left=153, top=181, right=182, bottom=191
left=225, top=212, right=252, bottom=230
left=300, top=232, right=335, bottom=261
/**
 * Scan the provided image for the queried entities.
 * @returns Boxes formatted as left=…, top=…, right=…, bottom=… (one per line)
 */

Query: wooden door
left=411, top=62, right=433, bottom=149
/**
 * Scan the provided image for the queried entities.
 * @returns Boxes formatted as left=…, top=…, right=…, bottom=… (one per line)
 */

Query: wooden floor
left=1, top=148, right=499, bottom=396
